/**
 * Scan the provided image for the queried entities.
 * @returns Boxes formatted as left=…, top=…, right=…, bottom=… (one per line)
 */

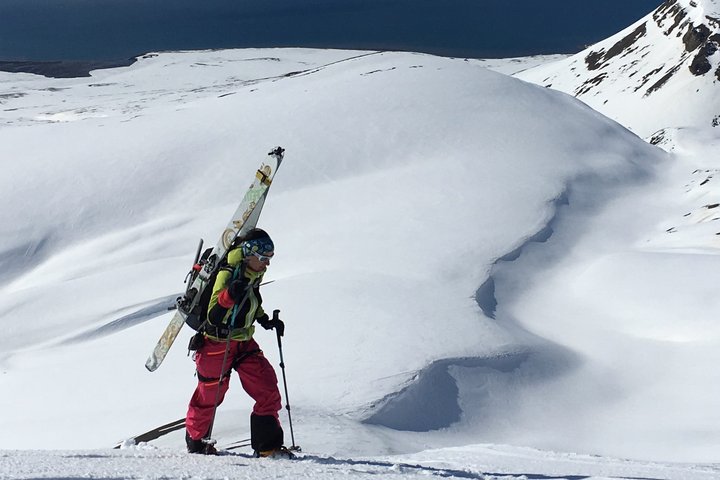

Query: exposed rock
left=585, top=50, right=606, bottom=71
left=654, top=0, right=688, bottom=36
left=585, top=24, right=647, bottom=71
left=605, top=24, right=647, bottom=61
left=690, top=49, right=713, bottom=75
left=649, top=129, right=667, bottom=145
left=634, top=65, right=665, bottom=92
left=576, top=73, right=608, bottom=95
left=682, top=24, right=711, bottom=51
left=646, top=63, right=682, bottom=96
left=688, top=33, right=720, bottom=76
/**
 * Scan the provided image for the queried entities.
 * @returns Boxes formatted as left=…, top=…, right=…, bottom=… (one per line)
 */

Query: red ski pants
left=185, top=337, right=282, bottom=440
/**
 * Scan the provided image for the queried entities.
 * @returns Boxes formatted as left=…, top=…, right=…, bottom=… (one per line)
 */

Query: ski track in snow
left=0, top=449, right=499, bottom=480
left=0, top=447, right=714, bottom=480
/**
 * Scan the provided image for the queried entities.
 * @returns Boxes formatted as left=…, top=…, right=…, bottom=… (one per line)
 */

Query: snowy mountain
left=1, top=22, right=720, bottom=480
left=516, top=0, right=720, bottom=138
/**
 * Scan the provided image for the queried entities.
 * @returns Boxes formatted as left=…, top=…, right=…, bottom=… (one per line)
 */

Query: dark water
left=1, top=0, right=660, bottom=63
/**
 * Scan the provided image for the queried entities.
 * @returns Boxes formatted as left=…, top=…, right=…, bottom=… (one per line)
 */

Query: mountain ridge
left=516, top=0, right=720, bottom=136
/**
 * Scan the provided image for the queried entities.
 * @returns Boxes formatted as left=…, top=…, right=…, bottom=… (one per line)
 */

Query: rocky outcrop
left=585, top=24, right=648, bottom=71
left=516, top=0, right=720, bottom=136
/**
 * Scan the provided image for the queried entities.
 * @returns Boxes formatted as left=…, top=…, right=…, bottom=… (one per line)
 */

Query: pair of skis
left=113, top=417, right=250, bottom=451
left=144, top=146, right=285, bottom=372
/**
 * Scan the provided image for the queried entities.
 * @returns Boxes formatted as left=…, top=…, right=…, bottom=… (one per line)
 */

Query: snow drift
left=4, top=46, right=713, bottom=472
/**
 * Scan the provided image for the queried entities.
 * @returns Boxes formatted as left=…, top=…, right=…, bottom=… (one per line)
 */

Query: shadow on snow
left=60, top=294, right=178, bottom=345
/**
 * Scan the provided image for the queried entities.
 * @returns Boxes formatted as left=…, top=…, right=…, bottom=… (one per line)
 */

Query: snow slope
left=0, top=45, right=718, bottom=479
left=2, top=444, right=719, bottom=480
left=516, top=0, right=720, bottom=137
left=511, top=3, right=720, bottom=460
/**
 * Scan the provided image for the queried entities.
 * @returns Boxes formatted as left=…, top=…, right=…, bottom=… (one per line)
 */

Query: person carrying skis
left=185, top=228, right=292, bottom=458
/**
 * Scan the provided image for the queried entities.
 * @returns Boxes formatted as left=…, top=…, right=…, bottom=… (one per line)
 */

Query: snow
left=2, top=445, right=719, bottom=480
left=515, top=0, right=720, bottom=138
left=0, top=42, right=718, bottom=479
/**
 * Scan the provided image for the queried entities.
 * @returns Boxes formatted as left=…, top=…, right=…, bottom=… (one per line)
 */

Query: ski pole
left=204, top=272, right=253, bottom=445
left=273, top=309, right=299, bottom=451
left=203, top=328, right=232, bottom=447
left=185, top=238, right=204, bottom=286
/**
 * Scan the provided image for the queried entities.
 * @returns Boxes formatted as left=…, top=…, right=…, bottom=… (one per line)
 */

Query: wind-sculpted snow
left=3, top=46, right=712, bottom=470
left=0, top=235, right=53, bottom=284
left=60, top=294, right=178, bottom=345
left=476, top=190, right=568, bottom=319
left=363, top=352, right=530, bottom=432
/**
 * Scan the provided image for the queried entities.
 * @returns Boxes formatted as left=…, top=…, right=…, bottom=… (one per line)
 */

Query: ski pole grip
left=273, top=309, right=282, bottom=346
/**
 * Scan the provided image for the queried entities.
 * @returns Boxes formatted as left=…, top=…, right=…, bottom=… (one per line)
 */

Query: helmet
left=240, top=228, right=274, bottom=257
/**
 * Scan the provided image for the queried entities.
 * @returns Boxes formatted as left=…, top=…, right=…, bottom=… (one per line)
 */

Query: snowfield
left=0, top=26, right=719, bottom=480
left=3, top=444, right=719, bottom=480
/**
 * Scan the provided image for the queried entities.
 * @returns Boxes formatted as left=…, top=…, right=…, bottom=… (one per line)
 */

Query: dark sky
left=0, top=0, right=662, bottom=61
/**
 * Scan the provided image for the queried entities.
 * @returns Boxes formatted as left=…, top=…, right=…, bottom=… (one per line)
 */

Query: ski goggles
left=250, top=251, right=274, bottom=263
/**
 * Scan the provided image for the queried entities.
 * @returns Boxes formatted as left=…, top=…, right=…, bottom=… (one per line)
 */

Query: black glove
left=273, top=319, right=285, bottom=337
left=257, top=313, right=285, bottom=337
left=227, top=278, right=249, bottom=302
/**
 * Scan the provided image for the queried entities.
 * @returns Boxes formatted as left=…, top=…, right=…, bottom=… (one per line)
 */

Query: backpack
left=184, top=247, right=232, bottom=332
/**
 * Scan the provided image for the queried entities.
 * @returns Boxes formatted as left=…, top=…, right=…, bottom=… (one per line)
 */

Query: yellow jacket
left=205, top=248, right=265, bottom=341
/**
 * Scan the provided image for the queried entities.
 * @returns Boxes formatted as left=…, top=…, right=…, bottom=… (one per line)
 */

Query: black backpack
left=184, top=247, right=233, bottom=332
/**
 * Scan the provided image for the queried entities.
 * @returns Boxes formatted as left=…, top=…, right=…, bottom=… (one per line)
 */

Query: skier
left=184, top=228, right=292, bottom=458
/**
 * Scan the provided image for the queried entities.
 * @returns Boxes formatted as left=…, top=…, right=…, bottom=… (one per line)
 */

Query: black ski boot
left=255, top=445, right=295, bottom=459
left=186, top=431, right=217, bottom=455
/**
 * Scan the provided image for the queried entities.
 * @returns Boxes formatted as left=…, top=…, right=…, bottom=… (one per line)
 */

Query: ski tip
left=144, top=360, right=158, bottom=372
left=114, top=438, right=137, bottom=450
left=268, top=146, right=285, bottom=162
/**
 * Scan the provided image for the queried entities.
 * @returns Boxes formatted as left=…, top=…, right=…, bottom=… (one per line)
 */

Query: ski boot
left=186, top=431, right=217, bottom=455
left=255, top=445, right=295, bottom=459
